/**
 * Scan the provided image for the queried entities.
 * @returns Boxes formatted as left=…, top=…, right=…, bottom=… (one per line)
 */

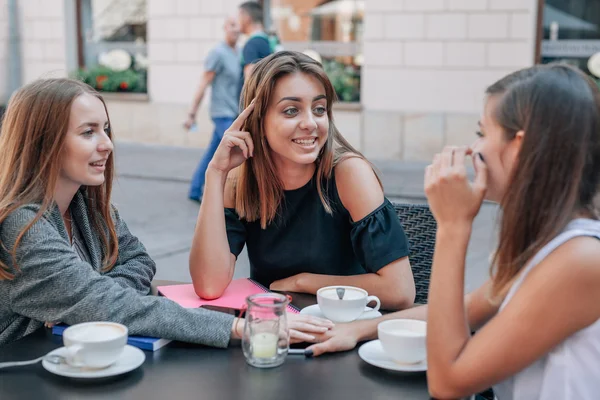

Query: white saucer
left=42, top=345, right=145, bottom=379
left=358, top=340, right=427, bottom=372
left=300, top=304, right=382, bottom=321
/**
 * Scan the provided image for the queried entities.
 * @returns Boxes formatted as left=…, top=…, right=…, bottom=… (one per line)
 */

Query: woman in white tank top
left=305, top=64, right=600, bottom=399
left=421, top=64, right=600, bottom=399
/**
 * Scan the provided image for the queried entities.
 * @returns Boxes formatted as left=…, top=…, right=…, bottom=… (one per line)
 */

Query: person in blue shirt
left=237, top=2, right=274, bottom=97
left=185, top=17, right=241, bottom=202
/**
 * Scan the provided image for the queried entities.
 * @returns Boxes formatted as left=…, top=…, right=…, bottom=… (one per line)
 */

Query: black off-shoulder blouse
left=224, top=171, right=410, bottom=288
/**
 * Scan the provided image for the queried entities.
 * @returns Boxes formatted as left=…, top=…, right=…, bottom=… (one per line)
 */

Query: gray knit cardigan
left=0, top=190, right=234, bottom=347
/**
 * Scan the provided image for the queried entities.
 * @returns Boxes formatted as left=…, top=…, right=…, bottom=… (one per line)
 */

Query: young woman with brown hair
left=190, top=51, right=415, bottom=310
left=0, top=78, right=331, bottom=346
left=307, top=64, right=600, bottom=399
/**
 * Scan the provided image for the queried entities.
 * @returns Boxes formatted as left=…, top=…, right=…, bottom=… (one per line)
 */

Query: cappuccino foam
left=69, top=324, right=125, bottom=342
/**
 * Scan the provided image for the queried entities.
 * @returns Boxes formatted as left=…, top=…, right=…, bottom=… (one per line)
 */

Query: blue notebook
left=51, top=324, right=171, bottom=352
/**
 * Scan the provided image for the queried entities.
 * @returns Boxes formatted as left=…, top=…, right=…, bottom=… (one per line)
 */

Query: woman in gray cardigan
left=0, top=78, right=331, bottom=347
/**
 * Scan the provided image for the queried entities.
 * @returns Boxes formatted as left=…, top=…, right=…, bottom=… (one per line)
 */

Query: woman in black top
left=190, top=51, right=415, bottom=310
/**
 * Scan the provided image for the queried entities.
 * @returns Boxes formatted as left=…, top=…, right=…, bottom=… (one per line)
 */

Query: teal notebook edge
left=51, top=324, right=171, bottom=352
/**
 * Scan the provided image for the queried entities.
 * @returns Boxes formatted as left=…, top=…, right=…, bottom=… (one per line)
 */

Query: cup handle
left=366, top=296, right=381, bottom=312
left=64, top=344, right=84, bottom=368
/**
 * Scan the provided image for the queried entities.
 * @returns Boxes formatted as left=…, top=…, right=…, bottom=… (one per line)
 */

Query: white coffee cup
left=63, top=322, right=128, bottom=369
left=316, top=286, right=381, bottom=323
left=378, top=319, right=426, bottom=364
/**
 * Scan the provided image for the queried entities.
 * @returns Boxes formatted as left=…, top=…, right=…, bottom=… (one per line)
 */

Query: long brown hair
left=488, top=64, right=600, bottom=300
left=0, top=78, right=119, bottom=280
left=236, top=51, right=376, bottom=228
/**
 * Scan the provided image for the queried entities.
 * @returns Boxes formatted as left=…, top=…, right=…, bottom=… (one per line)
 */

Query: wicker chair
left=392, top=202, right=436, bottom=305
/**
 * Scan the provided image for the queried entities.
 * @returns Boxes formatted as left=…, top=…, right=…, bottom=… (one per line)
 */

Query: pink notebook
left=157, top=278, right=299, bottom=313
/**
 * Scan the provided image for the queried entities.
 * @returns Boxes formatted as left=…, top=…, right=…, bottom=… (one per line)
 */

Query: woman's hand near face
left=208, top=101, right=256, bottom=175
left=424, top=146, right=488, bottom=227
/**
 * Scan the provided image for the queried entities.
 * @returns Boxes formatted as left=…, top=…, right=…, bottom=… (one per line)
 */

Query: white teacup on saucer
left=377, top=319, right=426, bottom=364
left=358, top=340, right=427, bottom=372
left=317, top=286, right=381, bottom=323
left=42, top=345, right=145, bottom=379
left=63, top=322, right=128, bottom=369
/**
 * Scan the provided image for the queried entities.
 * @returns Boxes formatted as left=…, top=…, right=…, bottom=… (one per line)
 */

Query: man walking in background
left=184, top=16, right=240, bottom=203
left=238, top=1, right=274, bottom=96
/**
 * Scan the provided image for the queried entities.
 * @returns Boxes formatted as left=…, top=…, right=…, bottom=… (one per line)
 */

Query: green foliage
left=322, top=59, right=361, bottom=103
left=73, top=65, right=147, bottom=93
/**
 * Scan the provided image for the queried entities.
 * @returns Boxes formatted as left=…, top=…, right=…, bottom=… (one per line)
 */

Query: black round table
left=0, top=293, right=431, bottom=400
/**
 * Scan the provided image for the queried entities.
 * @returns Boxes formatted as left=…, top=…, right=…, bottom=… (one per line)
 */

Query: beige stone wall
left=19, top=0, right=68, bottom=84
left=0, top=0, right=69, bottom=102
left=362, top=0, right=539, bottom=160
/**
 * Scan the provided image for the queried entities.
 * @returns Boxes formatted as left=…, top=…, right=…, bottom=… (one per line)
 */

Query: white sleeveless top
left=493, top=219, right=600, bottom=400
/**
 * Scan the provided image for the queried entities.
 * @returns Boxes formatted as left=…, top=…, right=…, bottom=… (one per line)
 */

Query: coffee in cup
left=377, top=319, right=426, bottom=364
left=63, top=322, right=128, bottom=369
left=317, top=286, right=381, bottom=323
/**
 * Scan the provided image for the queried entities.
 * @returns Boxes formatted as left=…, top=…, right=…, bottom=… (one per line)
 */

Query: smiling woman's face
left=262, top=72, right=330, bottom=168
left=58, top=93, right=114, bottom=191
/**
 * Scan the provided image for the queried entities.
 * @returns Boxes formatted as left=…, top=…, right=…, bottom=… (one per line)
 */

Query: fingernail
left=250, top=99, right=256, bottom=105
left=304, top=349, right=314, bottom=358
left=477, top=153, right=484, bottom=162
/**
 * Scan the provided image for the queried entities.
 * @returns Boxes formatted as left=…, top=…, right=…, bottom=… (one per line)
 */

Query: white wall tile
left=489, top=0, right=535, bottom=11
left=0, top=21, right=7, bottom=39
left=0, top=40, right=7, bottom=60
left=0, top=0, right=7, bottom=21
left=363, top=41, right=403, bottom=66
left=364, top=13, right=384, bottom=40
left=487, top=42, right=532, bottom=67
left=149, top=64, right=199, bottom=103
left=384, top=14, right=425, bottom=39
left=405, top=42, right=444, bottom=66
left=468, top=13, right=509, bottom=39
left=23, top=62, right=66, bottom=84
left=148, top=41, right=176, bottom=62
left=23, top=41, right=44, bottom=61
left=148, top=0, right=176, bottom=17
left=447, top=0, right=487, bottom=11
left=177, top=0, right=202, bottom=16
left=367, top=0, right=404, bottom=12
left=445, top=42, right=485, bottom=67
left=446, top=114, right=480, bottom=146
left=200, top=0, right=225, bottom=16
left=43, top=40, right=66, bottom=62
left=189, top=17, right=213, bottom=40
left=404, top=0, right=445, bottom=11
left=150, top=18, right=188, bottom=40
left=403, top=113, right=444, bottom=161
left=426, top=13, right=467, bottom=39
left=510, top=12, right=532, bottom=39
left=176, top=41, right=204, bottom=63
left=38, top=0, right=64, bottom=18
left=363, top=109, right=403, bottom=159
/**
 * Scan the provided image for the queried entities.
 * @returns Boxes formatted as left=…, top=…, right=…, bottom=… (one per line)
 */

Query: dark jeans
left=189, top=117, right=234, bottom=200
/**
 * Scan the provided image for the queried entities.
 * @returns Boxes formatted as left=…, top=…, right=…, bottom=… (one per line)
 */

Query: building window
left=264, top=0, right=363, bottom=102
left=540, top=0, right=600, bottom=85
left=75, top=0, right=148, bottom=93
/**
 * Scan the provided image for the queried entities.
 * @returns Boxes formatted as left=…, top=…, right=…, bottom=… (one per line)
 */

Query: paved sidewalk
left=112, top=142, right=498, bottom=293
